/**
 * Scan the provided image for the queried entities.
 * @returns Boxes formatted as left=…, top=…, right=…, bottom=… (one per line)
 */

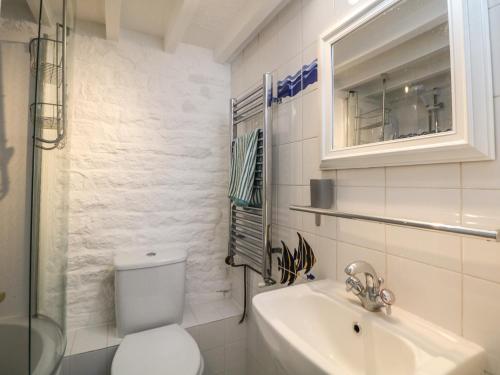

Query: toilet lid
left=112, top=324, right=201, bottom=375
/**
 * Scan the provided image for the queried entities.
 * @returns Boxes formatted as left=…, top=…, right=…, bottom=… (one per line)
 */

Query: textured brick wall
left=66, top=25, right=231, bottom=329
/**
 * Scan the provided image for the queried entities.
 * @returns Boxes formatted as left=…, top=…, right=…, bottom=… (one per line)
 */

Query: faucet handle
left=346, top=276, right=363, bottom=295
left=378, top=288, right=395, bottom=315
left=378, top=277, right=384, bottom=286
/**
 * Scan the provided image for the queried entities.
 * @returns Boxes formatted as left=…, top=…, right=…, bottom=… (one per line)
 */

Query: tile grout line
left=459, top=162, right=465, bottom=336
left=335, top=171, right=339, bottom=281
left=384, top=166, right=389, bottom=285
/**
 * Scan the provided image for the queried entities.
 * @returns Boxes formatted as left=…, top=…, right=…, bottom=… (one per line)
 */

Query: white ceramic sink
left=253, top=280, right=486, bottom=375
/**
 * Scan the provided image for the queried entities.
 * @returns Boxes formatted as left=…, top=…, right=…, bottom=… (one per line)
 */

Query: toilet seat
left=111, top=324, right=203, bottom=375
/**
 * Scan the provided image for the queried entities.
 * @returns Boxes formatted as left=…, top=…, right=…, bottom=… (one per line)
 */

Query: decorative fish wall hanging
left=277, top=241, right=297, bottom=285
left=277, top=232, right=317, bottom=285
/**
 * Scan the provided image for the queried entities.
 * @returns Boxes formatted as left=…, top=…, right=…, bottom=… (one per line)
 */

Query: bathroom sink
left=252, top=280, right=486, bottom=375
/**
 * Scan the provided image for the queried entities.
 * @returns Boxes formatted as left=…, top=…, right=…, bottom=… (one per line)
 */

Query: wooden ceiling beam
left=163, top=0, right=201, bottom=53
left=105, top=0, right=122, bottom=41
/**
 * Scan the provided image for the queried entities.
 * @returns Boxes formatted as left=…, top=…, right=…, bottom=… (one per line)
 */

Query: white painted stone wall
left=66, top=23, right=231, bottom=329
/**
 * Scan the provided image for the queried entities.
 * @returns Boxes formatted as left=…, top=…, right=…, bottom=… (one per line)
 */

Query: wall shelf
left=289, top=205, right=500, bottom=242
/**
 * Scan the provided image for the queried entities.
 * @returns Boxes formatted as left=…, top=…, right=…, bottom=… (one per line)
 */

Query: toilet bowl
left=110, top=249, right=202, bottom=375
left=111, top=325, right=203, bottom=375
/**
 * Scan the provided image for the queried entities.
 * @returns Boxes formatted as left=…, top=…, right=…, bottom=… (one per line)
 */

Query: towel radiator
left=227, top=73, right=274, bottom=285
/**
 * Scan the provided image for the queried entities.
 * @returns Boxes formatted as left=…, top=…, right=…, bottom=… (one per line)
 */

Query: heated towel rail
left=227, top=73, right=274, bottom=285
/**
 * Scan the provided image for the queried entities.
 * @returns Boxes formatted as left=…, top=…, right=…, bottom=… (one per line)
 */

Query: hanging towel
left=228, top=128, right=262, bottom=207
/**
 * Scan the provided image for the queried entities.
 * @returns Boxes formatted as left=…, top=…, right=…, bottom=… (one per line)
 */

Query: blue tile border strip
left=302, top=59, right=318, bottom=92
left=277, top=70, right=302, bottom=99
left=277, top=59, right=318, bottom=100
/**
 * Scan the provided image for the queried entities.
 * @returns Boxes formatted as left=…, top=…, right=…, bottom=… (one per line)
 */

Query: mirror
left=320, top=0, right=494, bottom=169
left=333, top=0, right=451, bottom=148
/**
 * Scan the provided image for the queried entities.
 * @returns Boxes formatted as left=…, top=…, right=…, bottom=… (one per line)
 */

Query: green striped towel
left=228, top=129, right=262, bottom=207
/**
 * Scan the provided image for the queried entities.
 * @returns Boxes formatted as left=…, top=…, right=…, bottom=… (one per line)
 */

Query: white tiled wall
left=64, top=298, right=243, bottom=357
left=230, top=1, right=500, bottom=374
left=62, top=312, right=246, bottom=375
left=188, top=316, right=247, bottom=375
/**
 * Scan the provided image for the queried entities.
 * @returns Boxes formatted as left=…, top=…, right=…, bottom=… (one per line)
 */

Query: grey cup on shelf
left=310, top=179, right=333, bottom=209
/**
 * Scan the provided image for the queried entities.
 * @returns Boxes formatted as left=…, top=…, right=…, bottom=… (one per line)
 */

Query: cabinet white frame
left=319, top=0, right=495, bottom=169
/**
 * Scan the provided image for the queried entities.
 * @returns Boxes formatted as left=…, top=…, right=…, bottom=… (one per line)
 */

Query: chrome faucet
left=344, top=261, right=395, bottom=315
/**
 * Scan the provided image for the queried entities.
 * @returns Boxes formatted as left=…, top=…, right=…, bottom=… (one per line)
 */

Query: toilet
left=111, top=249, right=204, bottom=375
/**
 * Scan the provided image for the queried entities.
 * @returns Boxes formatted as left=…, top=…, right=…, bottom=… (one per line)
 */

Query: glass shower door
left=0, top=11, right=33, bottom=375
left=29, top=0, right=75, bottom=373
left=1, top=0, right=73, bottom=372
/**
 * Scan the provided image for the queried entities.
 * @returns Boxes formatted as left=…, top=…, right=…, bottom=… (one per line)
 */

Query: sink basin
left=252, top=280, right=486, bottom=375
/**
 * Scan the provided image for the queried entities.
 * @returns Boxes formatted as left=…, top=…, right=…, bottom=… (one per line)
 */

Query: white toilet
left=111, top=249, right=204, bottom=375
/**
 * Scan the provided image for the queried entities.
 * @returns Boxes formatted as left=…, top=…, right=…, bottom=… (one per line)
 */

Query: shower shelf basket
left=29, top=21, right=67, bottom=150
left=29, top=37, right=63, bottom=87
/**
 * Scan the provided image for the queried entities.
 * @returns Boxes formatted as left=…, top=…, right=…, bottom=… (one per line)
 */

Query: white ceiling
left=182, top=0, right=250, bottom=50
left=73, top=0, right=289, bottom=62
left=120, top=0, right=168, bottom=37
left=0, top=0, right=290, bottom=62
left=75, top=0, right=168, bottom=37
left=74, top=0, right=105, bottom=24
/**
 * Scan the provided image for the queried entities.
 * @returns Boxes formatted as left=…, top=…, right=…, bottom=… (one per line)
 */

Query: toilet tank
left=114, top=249, right=187, bottom=337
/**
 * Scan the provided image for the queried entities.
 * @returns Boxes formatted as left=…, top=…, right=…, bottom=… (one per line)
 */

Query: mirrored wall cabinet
left=320, top=0, right=495, bottom=169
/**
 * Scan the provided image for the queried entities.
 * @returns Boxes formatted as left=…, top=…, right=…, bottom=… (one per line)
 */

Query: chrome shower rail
left=289, top=206, right=500, bottom=241
left=228, top=73, right=274, bottom=285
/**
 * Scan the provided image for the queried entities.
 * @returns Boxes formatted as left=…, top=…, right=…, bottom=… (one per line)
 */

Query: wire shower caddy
left=29, top=4, right=68, bottom=151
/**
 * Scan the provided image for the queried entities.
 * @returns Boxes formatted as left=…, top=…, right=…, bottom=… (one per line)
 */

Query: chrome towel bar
left=289, top=206, right=500, bottom=241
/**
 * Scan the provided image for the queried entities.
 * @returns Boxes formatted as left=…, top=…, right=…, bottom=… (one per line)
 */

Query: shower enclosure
left=0, top=0, right=74, bottom=373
